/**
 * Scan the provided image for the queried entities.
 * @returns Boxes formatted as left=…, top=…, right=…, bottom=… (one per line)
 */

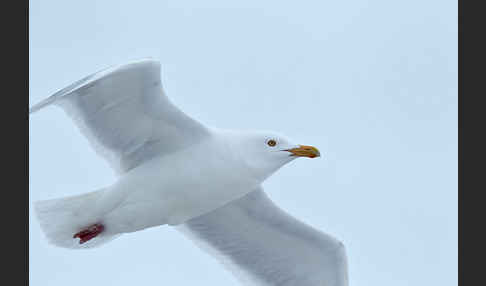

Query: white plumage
left=30, top=59, right=348, bottom=285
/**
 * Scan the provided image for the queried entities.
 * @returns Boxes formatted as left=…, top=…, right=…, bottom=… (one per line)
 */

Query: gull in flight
left=30, top=59, right=348, bottom=286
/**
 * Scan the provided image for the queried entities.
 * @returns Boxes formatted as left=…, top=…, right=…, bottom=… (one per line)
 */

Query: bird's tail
left=34, top=189, right=121, bottom=249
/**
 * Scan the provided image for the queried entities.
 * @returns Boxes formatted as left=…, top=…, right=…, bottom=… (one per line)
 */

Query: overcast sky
left=29, top=1, right=457, bottom=285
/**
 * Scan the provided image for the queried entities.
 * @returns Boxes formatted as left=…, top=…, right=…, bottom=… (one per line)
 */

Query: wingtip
left=29, top=106, right=39, bottom=115
left=28, top=58, right=160, bottom=117
left=29, top=96, right=57, bottom=115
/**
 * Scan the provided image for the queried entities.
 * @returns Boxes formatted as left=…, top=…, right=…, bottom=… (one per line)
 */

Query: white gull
left=30, top=59, right=348, bottom=286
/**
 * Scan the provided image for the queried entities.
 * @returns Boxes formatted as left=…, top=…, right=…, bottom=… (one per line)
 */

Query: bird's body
left=91, top=128, right=269, bottom=233
left=30, top=59, right=348, bottom=285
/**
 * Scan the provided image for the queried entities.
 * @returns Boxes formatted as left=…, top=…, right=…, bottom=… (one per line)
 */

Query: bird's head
left=226, top=130, right=321, bottom=181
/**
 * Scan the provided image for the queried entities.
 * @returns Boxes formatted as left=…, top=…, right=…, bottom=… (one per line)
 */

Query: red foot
left=73, top=223, right=105, bottom=244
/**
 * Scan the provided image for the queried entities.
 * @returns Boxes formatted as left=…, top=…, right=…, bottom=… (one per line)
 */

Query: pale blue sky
left=29, top=1, right=457, bottom=285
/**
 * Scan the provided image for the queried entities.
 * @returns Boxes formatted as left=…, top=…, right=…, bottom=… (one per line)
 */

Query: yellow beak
left=287, top=145, right=321, bottom=158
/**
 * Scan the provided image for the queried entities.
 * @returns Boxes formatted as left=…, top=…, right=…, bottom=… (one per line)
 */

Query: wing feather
left=177, top=188, right=349, bottom=286
left=30, top=59, right=209, bottom=174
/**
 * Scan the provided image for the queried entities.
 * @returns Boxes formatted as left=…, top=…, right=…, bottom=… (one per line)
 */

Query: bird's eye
left=267, top=139, right=277, bottom=147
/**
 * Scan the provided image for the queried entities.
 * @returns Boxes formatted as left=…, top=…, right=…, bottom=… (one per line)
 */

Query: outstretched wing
left=29, top=59, right=209, bottom=174
left=177, top=188, right=349, bottom=286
